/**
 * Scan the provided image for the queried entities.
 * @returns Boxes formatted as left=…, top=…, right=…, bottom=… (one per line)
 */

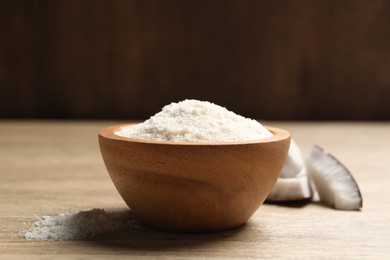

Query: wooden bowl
left=99, top=123, right=290, bottom=232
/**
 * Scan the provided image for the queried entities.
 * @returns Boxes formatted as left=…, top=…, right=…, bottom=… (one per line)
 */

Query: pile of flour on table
left=116, top=99, right=273, bottom=142
left=23, top=208, right=140, bottom=241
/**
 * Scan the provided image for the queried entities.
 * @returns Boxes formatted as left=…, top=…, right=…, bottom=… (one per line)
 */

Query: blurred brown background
left=1, top=0, right=390, bottom=120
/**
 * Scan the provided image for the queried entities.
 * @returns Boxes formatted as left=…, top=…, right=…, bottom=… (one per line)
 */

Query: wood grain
left=1, top=121, right=389, bottom=258
left=1, top=1, right=390, bottom=120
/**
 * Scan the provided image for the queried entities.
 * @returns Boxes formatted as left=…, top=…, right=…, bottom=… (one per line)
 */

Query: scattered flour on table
left=23, top=208, right=141, bottom=241
left=116, top=99, right=273, bottom=142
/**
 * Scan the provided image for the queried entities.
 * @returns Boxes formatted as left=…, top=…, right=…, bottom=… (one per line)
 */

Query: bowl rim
left=99, top=123, right=290, bottom=146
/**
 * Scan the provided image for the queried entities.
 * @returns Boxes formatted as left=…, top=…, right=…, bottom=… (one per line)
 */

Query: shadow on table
left=264, top=198, right=312, bottom=208
left=81, top=209, right=268, bottom=251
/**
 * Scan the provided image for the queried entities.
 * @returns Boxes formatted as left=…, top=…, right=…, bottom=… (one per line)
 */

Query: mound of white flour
left=116, top=100, right=273, bottom=142
left=23, top=209, right=140, bottom=241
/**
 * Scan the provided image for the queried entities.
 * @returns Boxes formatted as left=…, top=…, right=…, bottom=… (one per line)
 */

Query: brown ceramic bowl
left=99, top=123, right=290, bottom=232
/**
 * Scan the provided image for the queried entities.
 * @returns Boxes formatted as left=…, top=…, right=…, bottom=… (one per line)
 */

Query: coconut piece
left=306, top=145, right=362, bottom=210
left=280, top=139, right=304, bottom=178
left=267, top=139, right=312, bottom=202
left=267, top=168, right=313, bottom=201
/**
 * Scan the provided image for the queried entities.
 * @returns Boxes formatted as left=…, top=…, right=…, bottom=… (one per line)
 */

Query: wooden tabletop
left=1, top=121, right=389, bottom=259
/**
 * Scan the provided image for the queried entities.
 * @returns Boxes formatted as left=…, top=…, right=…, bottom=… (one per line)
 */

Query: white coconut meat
left=267, top=139, right=313, bottom=202
left=267, top=168, right=312, bottom=201
left=306, top=145, right=362, bottom=210
left=280, top=139, right=304, bottom=178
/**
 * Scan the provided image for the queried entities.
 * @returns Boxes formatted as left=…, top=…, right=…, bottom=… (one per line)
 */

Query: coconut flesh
left=267, top=141, right=362, bottom=211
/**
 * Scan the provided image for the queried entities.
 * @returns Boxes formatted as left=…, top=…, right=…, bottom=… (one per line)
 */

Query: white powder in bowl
left=116, top=99, right=273, bottom=142
left=23, top=209, right=140, bottom=241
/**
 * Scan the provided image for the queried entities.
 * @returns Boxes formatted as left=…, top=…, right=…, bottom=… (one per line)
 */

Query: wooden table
left=1, top=121, right=389, bottom=259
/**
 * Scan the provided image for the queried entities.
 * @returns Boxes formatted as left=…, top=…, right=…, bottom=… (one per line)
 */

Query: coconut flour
left=116, top=99, right=273, bottom=142
left=23, top=208, right=140, bottom=241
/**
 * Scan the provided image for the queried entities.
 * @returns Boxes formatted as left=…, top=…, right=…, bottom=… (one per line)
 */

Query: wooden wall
left=1, top=0, right=390, bottom=120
